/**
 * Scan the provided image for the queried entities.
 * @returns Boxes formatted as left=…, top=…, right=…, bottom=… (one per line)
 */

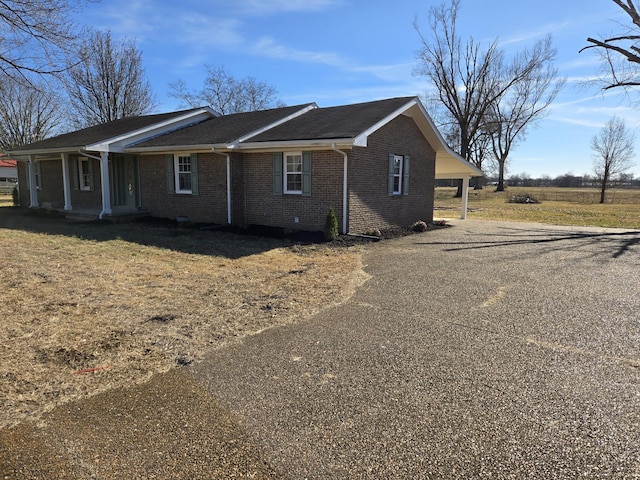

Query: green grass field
left=435, top=186, right=640, bottom=229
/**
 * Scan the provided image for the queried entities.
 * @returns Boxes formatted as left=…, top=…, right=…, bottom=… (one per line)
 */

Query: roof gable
left=245, top=97, right=416, bottom=143
left=9, top=107, right=216, bottom=155
left=131, top=104, right=316, bottom=150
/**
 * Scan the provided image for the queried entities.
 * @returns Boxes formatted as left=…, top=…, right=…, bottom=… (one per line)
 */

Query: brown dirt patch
left=0, top=208, right=371, bottom=428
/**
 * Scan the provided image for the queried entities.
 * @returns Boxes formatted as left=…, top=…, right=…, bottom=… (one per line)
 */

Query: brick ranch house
left=9, top=96, right=482, bottom=234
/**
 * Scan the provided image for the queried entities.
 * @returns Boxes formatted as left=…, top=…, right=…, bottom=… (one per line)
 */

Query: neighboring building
left=0, top=158, right=17, bottom=179
left=0, top=157, right=18, bottom=193
left=8, top=97, right=482, bottom=233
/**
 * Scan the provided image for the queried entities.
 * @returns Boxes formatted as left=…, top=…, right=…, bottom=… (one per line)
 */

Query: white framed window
left=388, top=153, right=409, bottom=196
left=284, top=152, right=303, bottom=194
left=391, top=154, right=403, bottom=195
left=78, top=157, right=92, bottom=191
left=174, top=154, right=192, bottom=194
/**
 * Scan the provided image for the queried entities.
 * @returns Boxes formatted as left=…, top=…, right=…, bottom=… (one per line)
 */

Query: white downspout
left=213, top=148, right=232, bottom=225
left=79, top=150, right=111, bottom=219
left=331, top=144, right=348, bottom=234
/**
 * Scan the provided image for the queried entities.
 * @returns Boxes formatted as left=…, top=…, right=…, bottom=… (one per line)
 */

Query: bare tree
left=0, top=0, right=89, bottom=81
left=169, top=66, right=284, bottom=114
left=487, top=36, right=564, bottom=191
left=63, top=30, right=156, bottom=128
left=414, top=0, right=503, bottom=171
left=591, top=116, right=636, bottom=203
left=581, top=0, right=640, bottom=93
left=0, top=76, right=63, bottom=150
left=414, top=0, right=557, bottom=195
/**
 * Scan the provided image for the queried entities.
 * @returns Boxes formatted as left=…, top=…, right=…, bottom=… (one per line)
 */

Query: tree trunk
left=454, top=179, right=463, bottom=198
left=496, top=157, right=507, bottom=192
left=600, top=180, right=606, bottom=204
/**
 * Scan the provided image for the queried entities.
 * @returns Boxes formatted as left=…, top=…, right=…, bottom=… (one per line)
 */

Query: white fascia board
left=232, top=139, right=354, bottom=152
left=7, top=147, right=84, bottom=157
left=127, top=144, right=226, bottom=154
left=87, top=108, right=216, bottom=152
left=229, top=103, right=319, bottom=148
left=352, top=99, right=418, bottom=147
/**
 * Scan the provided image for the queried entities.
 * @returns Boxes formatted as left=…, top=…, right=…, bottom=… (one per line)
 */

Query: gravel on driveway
left=2, top=220, right=639, bottom=479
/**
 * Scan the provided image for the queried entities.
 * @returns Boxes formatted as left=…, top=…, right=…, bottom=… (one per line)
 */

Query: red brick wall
left=139, top=152, right=229, bottom=224
left=347, top=115, right=435, bottom=233
left=70, top=157, right=102, bottom=208
left=240, top=150, right=344, bottom=232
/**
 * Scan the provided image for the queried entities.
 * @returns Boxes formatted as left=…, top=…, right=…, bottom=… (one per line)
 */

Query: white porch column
left=99, top=152, right=112, bottom=218
left=460, top=176, right=470, bottom=220
left=61, top=153, right=72, bottom=211
left=27, top=156, right=39, bottom=208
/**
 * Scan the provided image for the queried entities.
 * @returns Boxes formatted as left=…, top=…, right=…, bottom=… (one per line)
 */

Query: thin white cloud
left=500, top=20, right=571, bottom=47
left=253, top=36, right=348, bottom=67
left=252, top=36, right=414, bottom=83
left=226, top=0, right=342, bottom=15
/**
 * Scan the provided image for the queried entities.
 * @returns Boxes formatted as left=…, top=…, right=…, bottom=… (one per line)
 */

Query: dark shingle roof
left=247, top=97, right=415, bottom=143
left=10, top=97, right=418, bottom=153
left=10, top=108, right=208, bottom=152
left=133, top=104, right=315, bottom=147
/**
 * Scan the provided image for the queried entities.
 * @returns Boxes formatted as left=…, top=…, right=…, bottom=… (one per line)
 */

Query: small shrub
left=411, top=220, right=428, bottom=232
left=324, top=207, right=339, bottom=241
left=509, top=193, right=540, bottom=204
left=12, top=185, right=19, bottom=206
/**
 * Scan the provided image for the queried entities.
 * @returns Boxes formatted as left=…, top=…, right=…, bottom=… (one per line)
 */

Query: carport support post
left=460, top=176, right=470, bottom=219
left=99, top=152, right=112, bottom=218
left=61, top=153, right=72, bottom=211
left=27, top=156, right=39, bottom=208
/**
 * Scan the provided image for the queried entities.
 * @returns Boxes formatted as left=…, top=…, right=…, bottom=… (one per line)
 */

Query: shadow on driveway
left=416, top=223, right=640, bottom=260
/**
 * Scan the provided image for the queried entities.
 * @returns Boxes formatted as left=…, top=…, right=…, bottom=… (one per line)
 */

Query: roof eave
left=7, top=147, right=85, bottom=158
left=232, top=138, right=354, bottom=152
left=126, top=144, right=227, bottom=154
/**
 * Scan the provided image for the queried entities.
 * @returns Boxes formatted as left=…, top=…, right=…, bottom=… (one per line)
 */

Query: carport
left=403, top=100, right=484, bottom=219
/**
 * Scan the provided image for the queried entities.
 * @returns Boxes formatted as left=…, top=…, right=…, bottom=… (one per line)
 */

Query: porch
left=46, top=205, right=149, bottom=223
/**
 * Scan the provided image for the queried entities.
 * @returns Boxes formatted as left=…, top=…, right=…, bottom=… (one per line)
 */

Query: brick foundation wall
left=347, top=115, right=435, bottom=233
left=139, top=152, right=229, bottom=224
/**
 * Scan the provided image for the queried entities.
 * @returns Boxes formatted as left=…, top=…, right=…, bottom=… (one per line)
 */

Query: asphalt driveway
left=2, top=220, right=639, bottom=478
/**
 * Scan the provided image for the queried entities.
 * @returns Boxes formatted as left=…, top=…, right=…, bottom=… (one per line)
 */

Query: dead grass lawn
left=0, top=208, right=368, bottom=428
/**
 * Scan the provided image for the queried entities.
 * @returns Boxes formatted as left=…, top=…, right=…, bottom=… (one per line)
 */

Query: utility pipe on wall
left=331, top=144, right=348, bottom=234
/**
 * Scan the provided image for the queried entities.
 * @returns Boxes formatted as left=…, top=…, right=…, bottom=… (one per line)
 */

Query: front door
left=112, top=155, right=140, bottom=208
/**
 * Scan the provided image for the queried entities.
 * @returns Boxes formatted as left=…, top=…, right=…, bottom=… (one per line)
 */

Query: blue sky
left=76, top=0, right=640, bottom=179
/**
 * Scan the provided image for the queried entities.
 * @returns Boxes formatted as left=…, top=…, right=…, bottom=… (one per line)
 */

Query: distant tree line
left=437, top=172, right=639, bottom=189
